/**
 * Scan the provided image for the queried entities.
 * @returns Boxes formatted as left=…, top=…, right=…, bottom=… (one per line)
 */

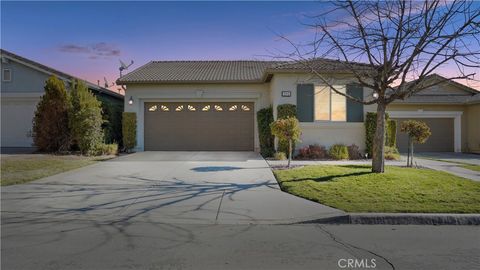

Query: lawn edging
left=298, top=213, right=480, bottom=225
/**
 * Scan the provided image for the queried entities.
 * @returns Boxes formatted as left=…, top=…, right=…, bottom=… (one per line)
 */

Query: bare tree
left=275, top=0, right=480, bottom=173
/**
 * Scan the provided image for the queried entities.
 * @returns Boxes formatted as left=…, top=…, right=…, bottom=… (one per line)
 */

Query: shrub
left=277, top=104, right=297, bottom=119
left=257, top=107, right=275, bottom=157
left=122, top=112, right=137, bottom=152
left=32, top=76, right=71, bottom=152
left=386, top=119, right=397, bottom=147
left=69, top=80, right=105, bottom=155
left=274, top=152, right=287, bottom=160
left=365, top=112, right=396, bottom=156
left=296, top=144, right=327, bottom=160
left=384, top=146, right=400, bottom=160
left=347, top=144, right=362, bottom=160
left=277, top=104, right=297, bottom=154
left=270, top=117, right=301, bottom=167
left=97, top=95, right=123, bottom=146
left=95, top=143, right=118, bottom=156
left=329, top=144, right=349, bottom=160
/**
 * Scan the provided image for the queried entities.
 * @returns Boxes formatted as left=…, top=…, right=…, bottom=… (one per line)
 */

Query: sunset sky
left=2, top=1, right=479, bottom=93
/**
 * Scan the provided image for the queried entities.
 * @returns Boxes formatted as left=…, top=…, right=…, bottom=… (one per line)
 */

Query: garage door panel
left=145, top=102, right=254, bottom=151
left=394, top=118, right=454, bottom=152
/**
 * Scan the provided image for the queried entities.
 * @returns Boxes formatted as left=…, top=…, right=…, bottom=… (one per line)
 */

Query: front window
left=314, top=85, right=346, bottom=121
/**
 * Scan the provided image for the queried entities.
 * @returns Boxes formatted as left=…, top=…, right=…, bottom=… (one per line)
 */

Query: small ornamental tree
left=400, top=120, right=431, bottom=167
left=32, top=76, right=71, bottom=152
left=270, top=117, right=301, bottom=168
left=69, top=80, right=105, bottom=155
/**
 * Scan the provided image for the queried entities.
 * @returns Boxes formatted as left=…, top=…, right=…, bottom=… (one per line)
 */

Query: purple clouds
left=58, top=42, right=120, bottom=59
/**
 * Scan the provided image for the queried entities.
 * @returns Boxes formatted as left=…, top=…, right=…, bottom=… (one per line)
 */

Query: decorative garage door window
left=146, top=103, right=252, bottom=113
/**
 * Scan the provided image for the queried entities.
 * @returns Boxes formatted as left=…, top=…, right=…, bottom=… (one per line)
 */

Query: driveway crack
left=317, top=225, right=396, bottom=270
left=215, top=189, right=226, bottom=222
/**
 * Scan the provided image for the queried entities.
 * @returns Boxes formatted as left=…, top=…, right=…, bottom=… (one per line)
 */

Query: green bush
left=384, top=146, right=400, bottom=160
left=329, top=144, right=349, bottom=160
left=69, top=80, right=105, bottom=155
left=257, top=107, right=275, bottom=157
left=122, top=112, right=137, bottom=152
left=276, top=104, right=297, bottom=153
left=277, top=104, right=297, bottom=119
left=386, top=119, right=397, bottom=147
left=97, top=95, right=123, bottom=146
left=32, top=76, right=71, bottom=152
left=365, top=112, right=396, bottom=156
left=95, top=143, right=119, bottom=156
left=274, top=152, right=287, bottom=160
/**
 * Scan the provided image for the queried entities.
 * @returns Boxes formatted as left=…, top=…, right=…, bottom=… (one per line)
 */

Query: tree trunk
left=288, top=139, right=292, bottom=168
left=407, top=136, right=411, bottom=167
left=372, top=102, right=386, bottom=173
left=410, top=139, right=413, bottom=167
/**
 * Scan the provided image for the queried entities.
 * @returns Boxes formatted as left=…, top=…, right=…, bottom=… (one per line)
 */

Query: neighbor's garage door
left=144, top=102, right=254, bottom=151
left=394, top=118, right=454, bottom=152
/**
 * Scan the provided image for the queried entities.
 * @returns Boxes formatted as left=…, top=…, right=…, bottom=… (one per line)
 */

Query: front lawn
left=1, top=154, right=112, bottom=186
left=273, top=165, right=480, bottom=213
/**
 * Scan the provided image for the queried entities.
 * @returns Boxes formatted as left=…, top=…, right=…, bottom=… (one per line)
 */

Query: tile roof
left=116, top=58, right=373, bottom=84
left=117, top=61, right=280, bottom=84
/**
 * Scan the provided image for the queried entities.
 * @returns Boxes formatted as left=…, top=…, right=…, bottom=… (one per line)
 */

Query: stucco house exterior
left=117, top=60, right=479, bottom=153
left=0, top=49, right=124, bottom=150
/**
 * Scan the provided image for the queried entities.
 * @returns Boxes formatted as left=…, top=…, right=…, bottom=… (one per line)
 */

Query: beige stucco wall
left=269, top=73, right=367, bottom=151
left=124, top=83, right=270, bottom=151
left=466, top=104, right=480, bottom=153
left=385, top=104, right=469, bottom=152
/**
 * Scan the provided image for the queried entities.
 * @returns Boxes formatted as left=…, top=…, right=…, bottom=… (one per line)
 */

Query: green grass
left=274, top=165, right=480, bottom=213
left=461, top=164, right=480, bottom=172
left=1, top=154, right=112, bottom=186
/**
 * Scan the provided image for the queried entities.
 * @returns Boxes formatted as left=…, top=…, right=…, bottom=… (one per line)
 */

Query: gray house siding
left=1, top=60, right=58, bottom=92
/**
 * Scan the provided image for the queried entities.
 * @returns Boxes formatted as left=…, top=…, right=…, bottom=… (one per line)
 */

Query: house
left=0, top=49, right=124, bottom=151
left=117, top=59, right=479, bottom=153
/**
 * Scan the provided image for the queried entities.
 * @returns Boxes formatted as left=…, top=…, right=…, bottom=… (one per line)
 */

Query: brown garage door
left=394, top=118, right=454, bottom=152
left=144, top=102, right=254, bottom=151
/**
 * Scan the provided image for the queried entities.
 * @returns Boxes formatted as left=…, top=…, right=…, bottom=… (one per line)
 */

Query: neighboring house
left=386, top=74, right=480, bottom=153
left=117, top=60, right=479, bottom=153
left=0, top=49, right=124, bottom=150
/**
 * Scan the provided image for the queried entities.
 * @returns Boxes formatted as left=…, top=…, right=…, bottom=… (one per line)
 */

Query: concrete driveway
left=1, top=151, right=343, bottom=225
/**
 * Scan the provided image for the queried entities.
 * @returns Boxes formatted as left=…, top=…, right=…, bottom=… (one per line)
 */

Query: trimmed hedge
left=122, top=112, right=137, bottom=152
left=365, top=112, right=397, bottom=156
left=386, top=119, right=397, bottom=147
left=277, top=104, right=297, bottom=119
left=276, top=104, right=297, bottom=153
left=257, top=107, right=275, bottom=158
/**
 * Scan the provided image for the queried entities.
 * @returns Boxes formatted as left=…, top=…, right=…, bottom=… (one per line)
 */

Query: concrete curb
left=299, top=213, right=480, bottom=225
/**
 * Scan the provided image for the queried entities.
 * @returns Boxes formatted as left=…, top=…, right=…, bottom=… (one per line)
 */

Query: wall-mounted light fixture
left=128, top=96, right=133, bottom=105
left=372, top=92, right=379, bottom=99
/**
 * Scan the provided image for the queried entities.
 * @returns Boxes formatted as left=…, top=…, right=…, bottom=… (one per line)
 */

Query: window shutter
left=346, top=84, right=364, bottom=122
left=296, top=84, right=314, bottom=122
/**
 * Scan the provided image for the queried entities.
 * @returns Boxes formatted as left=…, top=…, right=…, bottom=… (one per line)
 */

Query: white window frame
left=313, top=85, right=347, bottom=122
left=2, top=68, right=11, bottom=82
